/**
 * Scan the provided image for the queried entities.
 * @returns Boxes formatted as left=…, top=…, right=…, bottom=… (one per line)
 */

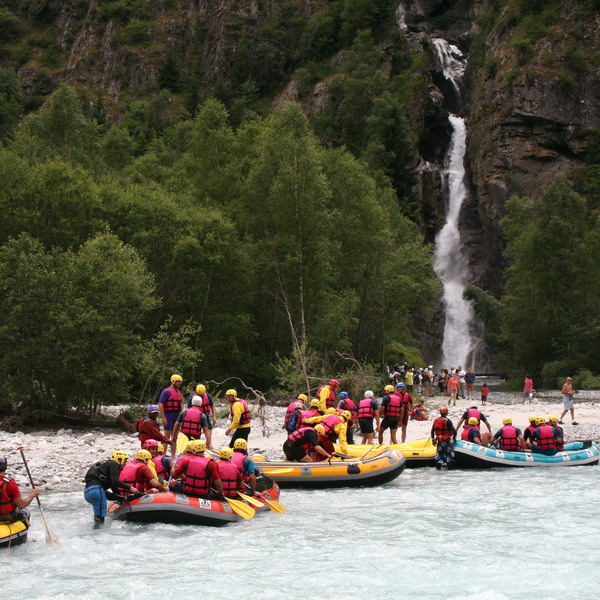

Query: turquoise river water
left=2, top=466, right=598, bottom=600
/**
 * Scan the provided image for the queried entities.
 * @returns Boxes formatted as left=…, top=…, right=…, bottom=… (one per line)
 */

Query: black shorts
left=380, top=416, right=399, bottom=430
left=283, top=439, right=308, bottom=461
left=358, top=417, right=374, bottom=434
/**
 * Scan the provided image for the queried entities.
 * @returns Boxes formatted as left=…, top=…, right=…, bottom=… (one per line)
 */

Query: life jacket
left=467, top=408, right=482, bottom=424
left=182, top=455, right=211, bottom=496
left=120, top=460, right=148, bottom=492
left=535, top=425, right=556, bottom=450
left=231, top=451, right=250, bottom=479
left=231, top=399, right=251, bottom=426
left=357, top=398, right=375, bottom=419
left=383, top=394, right=402, bottom=419
left=163, top=386, right=182, bottom=413
left=152, top=455, right=169, bottom=479
left=217, top=460, right=240, bottom=498
left=317, top=385, right=336, bottom=408
left=288, top=427, right=317, bottom=453
left=524, top=424, right=536, bottom=441
left=284, top=401, right=298, bottom=428
left=320, top=415, right=343, bottom=440
left=498, top=425, right=519, bottom=451
left=300, top=409, right=320, bottom=426
left=433, top=417, right=453, bottom=442
left=461, top=425, right=480, bottom=442
left=398, top=392, right=412, bottom=410
left=0, top=477, right=16, bottom=515
left=199, top=393, right=212, bottom=417
left=338, top=398, right=356, bottom=419
left=179, top=407, right=205, bottom=438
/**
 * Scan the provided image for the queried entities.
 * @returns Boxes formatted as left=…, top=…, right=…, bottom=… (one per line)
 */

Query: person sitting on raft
left=283, top=426, right=333, bottom=462
left=523, top=415, right=538, bottom=447
left=120, top=450, right=168, bottom=494
left=284, top=400, right=305, bottom=434
left=461, top=417, right=493, bottom=446
left=142, top=440, right=173, bottom=484
left=530, top=417, right=558, bottom=456
left=357, top=390, right=380, bottom=445
left=136, top=404, right=171, bottom=449
left=171, top=396, right=213, bottom=454
left=456, top=404, right=492, bottom=434
left=170, top=440, right=224, bottom=498
left=548, top=416, right=564, bottom=451
left=216, top=447, right=243, bottom=499
left=283, top=394, right=307, bottom=431
left=84, top=451, right=138, bottom=529
left=231, top=439, right=259, bottom=496
left=0, top=455, right=39, bottom=525
left=304, top=411, right=352, bottom=458
left=491, top=417, right=525, bottom=452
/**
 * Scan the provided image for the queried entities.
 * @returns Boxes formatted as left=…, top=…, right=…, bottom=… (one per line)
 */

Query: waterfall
left=395, top=2, right=407, bottom=30
left=431, top=38, right=479, bottom=369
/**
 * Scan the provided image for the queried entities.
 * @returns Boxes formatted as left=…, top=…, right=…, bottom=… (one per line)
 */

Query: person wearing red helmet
left=431, top=406, right=457, bottom=469
left=317, top=379, right=339, bottom=412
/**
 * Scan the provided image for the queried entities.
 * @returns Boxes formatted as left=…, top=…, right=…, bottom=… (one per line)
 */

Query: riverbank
left=1, top=389, right=598, bottom=492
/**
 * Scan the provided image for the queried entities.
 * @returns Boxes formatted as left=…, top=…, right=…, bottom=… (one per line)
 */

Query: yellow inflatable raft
left=0, top=518, right=29, bottom=548
left=336, top=438, right=436, bottom=467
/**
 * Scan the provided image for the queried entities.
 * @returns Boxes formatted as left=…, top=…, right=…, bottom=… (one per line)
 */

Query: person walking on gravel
left=559, top=377, right=578, bottom=425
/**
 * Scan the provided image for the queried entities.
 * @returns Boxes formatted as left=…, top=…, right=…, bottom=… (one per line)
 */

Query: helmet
left=148, top=404, right=159, bottom=414
left=528, top=414, right=537, bottom=423
left=468, top=417, right=478, bottom=426
left=315, top=424, right=326, bottom=436
left=326, top=407, right=337, bottom=415
left=548, top=415, right=559, bottom=424
left=142, top=439, right=159, bottom=450
left=136, top=449, right=152, bottom=462
left=111, top=451, right=130, bottom=465
left=503, top=417, right=512, bottom=425
left=384, top=385, right=394, bottom=393
left=187, top=439, right=207, bottom=454
left=341, top=410, right=352, bottom=422
left=157, top=443, right=165, bottom=453
left=219, top=447, right=234, bottom=460
left=171, top=374, right=183, bottom=383
left=339, top=391, right=349, bottom=399
left=191, top=396, right=202, bottom=406
left=297, top=394, right=308, bottom=403
left=0, top=456, right=7, bottom=471
left=196, top=384, right=207, bottom=395
left=329, top=379, right=340, bottom=389
left=440, top=406, right=448, bottom=415
left=536, top=416, right=547, bottom=426
left=233, top=439, right=247, bottom=450
left=310, top=398, right=321, bottom=408
left=225, top=388, right=237, bottom=397
left=294, top=401, right=303, bottom=410
left=396, top=382, right=406, bottom=388
left=364, top=390, right=374, bottom=398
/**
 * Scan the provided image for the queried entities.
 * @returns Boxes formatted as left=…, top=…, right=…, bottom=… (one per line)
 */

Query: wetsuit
left=84, top=460, right=131, bottom=518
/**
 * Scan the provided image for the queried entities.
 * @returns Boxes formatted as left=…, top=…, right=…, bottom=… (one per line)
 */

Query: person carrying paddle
left=171, top=396, right=213, bottom=453
left=225, top=389, right=251, bottom=448
left=0, top=456, right=39, bottom=525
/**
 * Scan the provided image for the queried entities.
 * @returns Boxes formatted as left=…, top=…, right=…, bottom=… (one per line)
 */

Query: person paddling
left=0, top=456, right=39, bottom=525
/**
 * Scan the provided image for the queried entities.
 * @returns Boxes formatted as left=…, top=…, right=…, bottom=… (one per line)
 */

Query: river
left=3, top=466, right=598, bottom=599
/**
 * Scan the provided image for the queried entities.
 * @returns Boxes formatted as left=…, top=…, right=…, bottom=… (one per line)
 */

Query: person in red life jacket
left=283, top=426, right=333, bottom=462
left=523, top=415, right=538, bottom=448
left=187, top=384, right=217, bottom=429
left=284, top=398, right=306, bottom=434
left=283, top=394, right=308, bottom=430
left=461, top=417, right=493, bottom=446
left=480, top=384, right=490, bottom=406
left=492, top=417, right=525, bottom=451
left=120, top=450, right=168, bottom=494
left=395, top=382, right=413, bottom=443
left=300, top=399, right=323, bottom=427
left=84, top=451, right=139, bottom=529
left=0, top=455, right=40, bottom=525
left=224, top=388, right=252, bottom=448
left=431, top=406, right=457, bottom=468
left=337, top=392, right=356, bottom=444
left=456, top=404, right=492, bottom=434
left=548, top=416, right=564, bottom=451
left=170, top=439, right=223, bottom=498
left=231, top=439, right=259, bottom=496
left=378, top=384, right=402, bottom=444
left=306, top=412, right=352, bottom=458
left=171, top=397, right=213, bottom=454
left=142, top=439, right=173, bottom=483
left=216, top=447, right=243, bottom=499
left=317, top=379, right=340, bottom=412
left=357, top=390, right=380, bottom=445
left=158, top=373, right=184, bottom=441
left=410, top=401, right=429, bottom=421
left=530, top=416, right=558, bottom=456
left=136, top=404, right=171, bottom=448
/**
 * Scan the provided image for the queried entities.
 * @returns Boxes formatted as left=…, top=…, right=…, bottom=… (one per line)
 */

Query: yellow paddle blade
left=237, top=491, right=264, bottom=508
left=147, top=459, right=158, bottom=480
left=260, top=468, right=295, bottom=475
left=176, top=432, right=189, bottom=456
left=259, top=495, right=286, bottom=514
left=224, top=497, right=255, bottom=520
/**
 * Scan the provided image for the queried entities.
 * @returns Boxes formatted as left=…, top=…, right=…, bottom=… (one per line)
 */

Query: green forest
left=0, top=0, right=599, bottom=419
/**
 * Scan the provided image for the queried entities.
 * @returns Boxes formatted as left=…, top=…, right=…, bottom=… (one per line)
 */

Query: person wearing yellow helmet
left=171, top=439, right=223, bottom=498
left=187, top=384, right=217, bottom=429
left=120, top=451, right=169, bottom=496
left=460, top=416, right=492, bottom=446
left=158, top=374, right=184, bottom=441
left=84, top=451, right=139, bottom=529
left=523, top=415, right=539, bottom=448
left=548, top=416, right=564, bottom=451
left=456, top=404, right=492, bottom=434
left=530, top=417, right=558, bottom=456
left=231, top=439, right=259, bottom=496
left=305, top=412, right=351, bottom=458
left=224, top=389, right=251, bottom=448
left=216, top=447, right=243, bottom=498
left=283, top=424, right=333, bottom=462
left=298, top=400, right=323, bottom=429
left=378, top=384, right=403, bottom=444
left=491, top=417, right=525, bottom=452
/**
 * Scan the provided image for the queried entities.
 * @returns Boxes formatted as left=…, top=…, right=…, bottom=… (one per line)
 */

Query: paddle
left=237, top=490, right=265, bottom=508
left=261, top=468, right=294, bottom=475
left=244, top=484, right=286, bottom=514
left=359, top=444, right=383, bottom=460
left=211, top=489, right=255, bottom=520
left=17, top=446, right=59, bottom=546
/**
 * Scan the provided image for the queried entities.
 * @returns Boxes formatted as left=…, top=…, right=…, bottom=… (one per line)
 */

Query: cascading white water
left=395, top=2, right=407, bottom=30
left=431, top=38, right=478, bottom=368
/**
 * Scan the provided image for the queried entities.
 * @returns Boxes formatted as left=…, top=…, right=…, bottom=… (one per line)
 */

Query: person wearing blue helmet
left=337, top=391, right=356, bottom=444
